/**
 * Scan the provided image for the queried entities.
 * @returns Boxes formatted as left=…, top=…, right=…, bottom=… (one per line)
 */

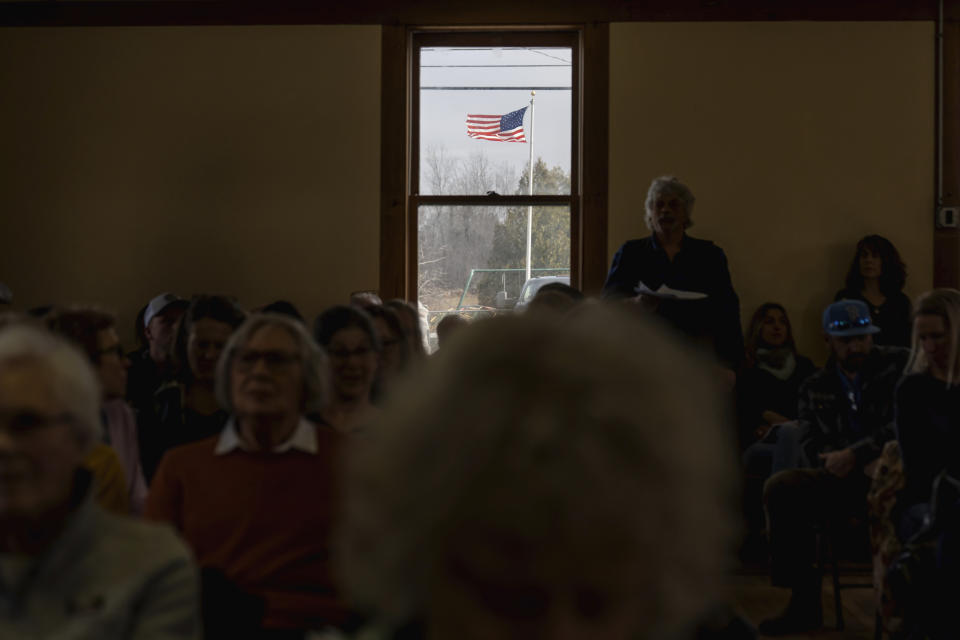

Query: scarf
left=756, top=347, right=797, bottom=381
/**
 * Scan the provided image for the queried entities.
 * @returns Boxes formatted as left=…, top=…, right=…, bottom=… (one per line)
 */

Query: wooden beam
left=379, top=25, right=408, bottom=300
left=580, top=22, right=609, bottom=295
left=0, top=0, right=940, bottom=28
left=936, top=16, right=960, bottom=288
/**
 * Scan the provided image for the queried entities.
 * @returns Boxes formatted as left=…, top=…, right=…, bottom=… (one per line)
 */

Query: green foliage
left=478, top=159, right=571, bottom=305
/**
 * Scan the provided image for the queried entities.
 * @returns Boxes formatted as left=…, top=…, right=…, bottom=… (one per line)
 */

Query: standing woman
left=895, top=289, right=960, bottom=539
left=835, top=235, right=912, bottom=347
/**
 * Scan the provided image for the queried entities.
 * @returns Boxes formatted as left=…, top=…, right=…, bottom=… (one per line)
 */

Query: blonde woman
left=895, top=288, right=960, bottom=540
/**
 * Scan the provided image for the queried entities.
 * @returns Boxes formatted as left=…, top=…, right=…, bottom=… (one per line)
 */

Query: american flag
left=466, top=107, right=527, bottom=143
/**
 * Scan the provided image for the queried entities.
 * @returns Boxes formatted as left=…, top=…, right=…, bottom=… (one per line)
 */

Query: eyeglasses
left=0, top=410, right=73, bottom=436
left=826, top=317, right=871, bottom=332
left=328, top=346, right=374, bottom=360
left=234, top=349, right=299, bottom=371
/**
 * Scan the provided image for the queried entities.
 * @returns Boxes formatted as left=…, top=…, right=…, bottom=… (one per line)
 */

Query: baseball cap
left=822, top=299, right=881, bottom=337
left=144, top=293, right=188, bottom=327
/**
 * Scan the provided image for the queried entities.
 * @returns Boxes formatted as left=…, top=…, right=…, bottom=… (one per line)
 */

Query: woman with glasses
left=137, top=295, right=246, bottom=483
left=146, top=313, right=349, bottom=637
left=314, top=305, right=381, bottom=434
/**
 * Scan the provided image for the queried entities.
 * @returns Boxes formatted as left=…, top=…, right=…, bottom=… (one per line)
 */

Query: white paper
left=633, top=281, right=708, bottom=300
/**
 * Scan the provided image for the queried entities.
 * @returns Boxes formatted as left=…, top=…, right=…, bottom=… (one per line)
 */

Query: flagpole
left=526, top=91, right=535, bottom=283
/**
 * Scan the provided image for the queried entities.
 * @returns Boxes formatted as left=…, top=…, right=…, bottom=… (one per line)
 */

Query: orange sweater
left=144, top=426, right=345, bottom=630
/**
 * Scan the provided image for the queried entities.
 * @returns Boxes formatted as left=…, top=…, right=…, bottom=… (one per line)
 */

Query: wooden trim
left=0, top=1, right=940, bottom=28
left=413, top=195, right=573, bottom=207
left=936, top=17, right=960, bottom=288
left=379, top=25, right=408, bottom=301
left=580, top=22, right=609, bottom=295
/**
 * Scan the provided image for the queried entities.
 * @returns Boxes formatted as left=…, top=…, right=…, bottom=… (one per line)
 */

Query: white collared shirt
left=214, top=416, right=318, bottom=455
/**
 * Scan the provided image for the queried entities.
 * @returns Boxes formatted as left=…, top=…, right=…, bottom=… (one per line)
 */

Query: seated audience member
left=760, top=299, right=909, bottom=634
left=601, top=176, right=744, bottom=370
left=0, top=325, right=200, bottom=639
left=835, top=234, right=912, bottom=348
left=126, top=293, right=189, bottom=415
left=257, top=300, right=305, bottom=323
left=386, top=299, right=427, bottom=361
left=336, top=308, right=738, bottom=639
left=0, top=282, right=11, bottom=308
left=314, top=305, right=381, bottom=434
left=738, top=303, right=816, bottom=474
left=146, top=314, right=347, bottom=635
left=525, top=281, right=585, bottom=316
left=138, top=295, right=246, bottom=482
left=350, top=291, right=382, bottom=311
left=895, top=289, right=960, bottom=540
left=365, top=305, right=410, bottom=400
left=434, top=314, right=468, bottom=350
left=46, top=307, right=148, bottom=513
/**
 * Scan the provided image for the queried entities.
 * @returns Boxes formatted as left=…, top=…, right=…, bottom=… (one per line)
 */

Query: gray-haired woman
left=146, top=314, right=349, bottom=637
left=602, top=176, right=744, bottom=370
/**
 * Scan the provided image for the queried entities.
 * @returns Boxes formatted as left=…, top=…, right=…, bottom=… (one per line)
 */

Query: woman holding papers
left=602, top=176, right=744, bottom=369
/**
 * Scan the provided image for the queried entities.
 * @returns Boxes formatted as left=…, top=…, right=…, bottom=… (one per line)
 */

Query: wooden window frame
left=379, top=24, right=609, bottom=301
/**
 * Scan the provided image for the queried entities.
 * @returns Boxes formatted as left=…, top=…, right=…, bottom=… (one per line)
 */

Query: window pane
left=419, top=46, right=571, bottom=196
left=418, top=204, right=571, bottom=346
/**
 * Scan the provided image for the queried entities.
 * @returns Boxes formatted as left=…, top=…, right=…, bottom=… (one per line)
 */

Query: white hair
left=216, top=313, right=329, bottom=415
left=0, top=325, right=102, bottom=448
left=644, top=175, right=696, bottom=230
left=337, top=306, right=738, bottom=633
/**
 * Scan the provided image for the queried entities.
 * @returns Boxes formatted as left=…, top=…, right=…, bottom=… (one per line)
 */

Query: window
left=413, top=31, right=578, bottom=332
left=379, top=26, right=608, bottom=321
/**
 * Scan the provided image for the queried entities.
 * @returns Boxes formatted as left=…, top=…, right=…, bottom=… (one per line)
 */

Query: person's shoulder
left=616, top=237, right=653, bottom=253
left=90, top=506, right=195, bottom=573
left=684, top=235, right=729, bottom=260
left=873, top=345, right=911, bottom=367
left=793, top=354, right=818, bottom=378
left=798, top=365, right=831, bottom=392
left=159, top=435, right=221, bottom=469
left=896, top=371, right=934, bottom=395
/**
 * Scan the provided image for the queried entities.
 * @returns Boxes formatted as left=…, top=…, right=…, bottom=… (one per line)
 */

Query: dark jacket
left=737, top=354, right=817, bottom=448
left=895, top=372, right=960, bottom=508
left=797, top=345, right=909, bottom=469
left=602, top=234, right=743, bottom=368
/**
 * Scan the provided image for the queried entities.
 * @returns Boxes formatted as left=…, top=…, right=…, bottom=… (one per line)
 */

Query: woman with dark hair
left=314, top=305, right=381, bottom=433
left=139, top=295, right=246, bottom=482
left=365, top=304, right=411, bottom=401
left=386, top=299, right=427, bottom=361
left=835, top=234, right=912, bottom=347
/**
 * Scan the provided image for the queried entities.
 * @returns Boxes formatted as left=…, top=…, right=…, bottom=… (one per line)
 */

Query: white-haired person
left=145, top=314, right=348, bottom=637
left=602, top=176, right=744, bottom=372
left=333, top=308, right=740, bottom=639
left=0, top=325, right=200, bottom=639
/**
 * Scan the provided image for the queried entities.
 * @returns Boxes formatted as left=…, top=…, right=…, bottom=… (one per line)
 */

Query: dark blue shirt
left=602, top=234, right=744, bottom=367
